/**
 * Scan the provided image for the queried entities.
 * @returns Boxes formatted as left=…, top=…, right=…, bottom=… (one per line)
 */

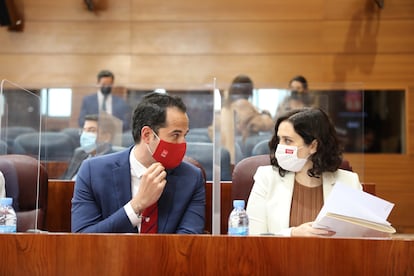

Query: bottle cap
left=0, top=197, right=13, bottom=206
left=233, top=199, right=245, bottom=209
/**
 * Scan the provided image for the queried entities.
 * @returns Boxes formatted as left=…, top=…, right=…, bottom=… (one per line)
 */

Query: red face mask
left=150, top=131, right=187, bottom=169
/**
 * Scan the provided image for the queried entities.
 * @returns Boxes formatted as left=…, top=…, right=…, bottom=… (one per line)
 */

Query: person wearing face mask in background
left=61, top=113, right=117, bottom=180
left=274, top=75, right=315, bottom=120
left=246, top=107, right=362, bottom=237
left=78, top=69, right=132, bottom=131
left=71, top=92, right=205, bottom=234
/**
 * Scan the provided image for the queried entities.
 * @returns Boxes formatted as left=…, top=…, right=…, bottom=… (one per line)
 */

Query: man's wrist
left=131, top=199, right=143, bottom=215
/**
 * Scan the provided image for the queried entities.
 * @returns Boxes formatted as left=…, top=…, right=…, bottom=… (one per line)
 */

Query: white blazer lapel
left=322, top=172, right=336, bottom=201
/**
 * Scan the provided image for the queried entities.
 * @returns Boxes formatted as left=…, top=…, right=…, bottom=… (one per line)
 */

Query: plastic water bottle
left=0, top=197, right=17, bottom=233
left=228, top=199, right=249, bottom=236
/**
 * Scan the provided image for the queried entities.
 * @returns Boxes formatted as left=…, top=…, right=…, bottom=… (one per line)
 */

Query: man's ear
left=141, top=126, right=152, bottom=143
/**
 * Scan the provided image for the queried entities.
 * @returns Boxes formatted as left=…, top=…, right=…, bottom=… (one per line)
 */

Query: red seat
left=0, top=154, right=48, bottom=232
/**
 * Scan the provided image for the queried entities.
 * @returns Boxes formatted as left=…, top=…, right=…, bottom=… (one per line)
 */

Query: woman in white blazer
left=246, top=107, right=362, bottom=236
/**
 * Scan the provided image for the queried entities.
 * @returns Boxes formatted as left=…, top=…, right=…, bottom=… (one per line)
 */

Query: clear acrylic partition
left=222, top=81, right=365, bottom=183
left=126, top=83, right=219, bottom=233
left=1, top=80, right=366, bottom=233
left=33, top=84, right=217, bottom=179
left=0, top=79, right=42, bottom=231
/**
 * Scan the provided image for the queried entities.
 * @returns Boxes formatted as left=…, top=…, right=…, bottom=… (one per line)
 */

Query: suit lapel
left=112, top=149, right=133, bottom=206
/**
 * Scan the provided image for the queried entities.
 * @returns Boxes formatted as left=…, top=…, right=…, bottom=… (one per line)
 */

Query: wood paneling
left=2, top=54, right=414, bottom=87
left=130, top=0, right=325, bottom=21
left=2, top=20, right=413, bottom=55
left=324, top=0, right=414, bottom=20
left=24, top=0, right=132, bottom=21
left=46, top=180, right=409, bottom=234
left=1, top=234, right=413, bottom=275
left=345, top=154, right=414, bottom=232
left=1, top=0, right=414, bottom=233
left=23, top=0, right=414, bottom=21
left=0, top=54, right=132, bottom=85
left=0, top=22, right=131, bottom=54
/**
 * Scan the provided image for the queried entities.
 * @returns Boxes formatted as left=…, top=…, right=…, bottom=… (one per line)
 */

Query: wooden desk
left=46, top=180, right=377, bottom=234
left=46, top=180, right=233, bottom=234
left=0, top=234, right=413, bottom=275
left=42, top=161, right=69, bottom=179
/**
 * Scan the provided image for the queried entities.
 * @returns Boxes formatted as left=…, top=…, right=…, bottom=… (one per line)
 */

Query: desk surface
left=1, top=233, right=413, bottom=275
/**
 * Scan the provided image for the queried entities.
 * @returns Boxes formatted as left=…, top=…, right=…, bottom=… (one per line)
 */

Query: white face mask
left=275, top=144, right=309, bottom=172
left=80, top=132, right=97, bottom=153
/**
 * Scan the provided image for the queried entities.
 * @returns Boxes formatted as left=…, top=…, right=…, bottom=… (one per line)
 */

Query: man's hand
left=130, top=162, right=167, bottom=213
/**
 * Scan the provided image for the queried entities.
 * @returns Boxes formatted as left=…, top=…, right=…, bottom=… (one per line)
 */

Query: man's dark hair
left=84, top=114, right=99, bottom=122
left=229, top=74, right=254, bottom=99
left=97, top=70, right=114, bottom=82
left=131, top=92, right=187, bottom=143
left=289, top=75, right=308, bottom=91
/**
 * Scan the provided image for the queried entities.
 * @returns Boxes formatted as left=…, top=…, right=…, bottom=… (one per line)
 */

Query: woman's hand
left=291, top=222, right=335, bottom=237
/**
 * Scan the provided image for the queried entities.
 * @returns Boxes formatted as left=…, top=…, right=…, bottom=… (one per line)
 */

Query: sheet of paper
left=314, top=182, right=394, bottom=226
left=314, top=215, right=393, bottom=237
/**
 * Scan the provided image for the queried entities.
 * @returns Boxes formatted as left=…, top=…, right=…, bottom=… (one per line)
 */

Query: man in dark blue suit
left=71, top=92, right=205, bottom=233
left=78, top=70, right=131, bottom=131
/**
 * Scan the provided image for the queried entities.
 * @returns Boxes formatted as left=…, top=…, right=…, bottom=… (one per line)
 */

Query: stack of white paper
left=312, top=182, right=396, bottom=237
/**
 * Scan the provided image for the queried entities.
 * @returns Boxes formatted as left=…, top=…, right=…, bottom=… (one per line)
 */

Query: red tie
left=140, top=202, right=158, bottom=233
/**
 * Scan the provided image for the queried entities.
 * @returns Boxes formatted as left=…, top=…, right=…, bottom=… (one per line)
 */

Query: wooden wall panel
left=324, top=0, right=414, bottom=20
left=128, top=54, right=414, bottom=87
left=2, top=20, right=413, bottom=55
left=344, top=154, right=414, bottom=232
left=0, top=22, right=131, bottom=54
left=132, top=0, right=414, bottom=21
left=23, top=0, right=414, bottom=22
left=24, top=0, right=132, bottom=21
left=0, top=55, right=132, bottom=86
left=129, top=20, right=414, bottom=54
left=2, top=54, right=414, bottom=88
left=131, top=0, right=325, bottom=21
left=321, top=20, right=414, bottom=54
left=131, top=22, right=322, bottom=54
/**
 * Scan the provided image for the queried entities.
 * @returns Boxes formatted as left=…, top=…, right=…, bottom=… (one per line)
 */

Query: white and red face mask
left=275, top=144, right=309, bottom=172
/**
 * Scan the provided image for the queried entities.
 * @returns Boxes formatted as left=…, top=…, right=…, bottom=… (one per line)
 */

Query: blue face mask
left=80, top=132, right=97, bottom=153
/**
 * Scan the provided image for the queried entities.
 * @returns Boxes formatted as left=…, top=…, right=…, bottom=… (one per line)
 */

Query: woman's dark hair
left=131, top=92, right=186, bottom=143
left=268, top=107, right=342, bottom=177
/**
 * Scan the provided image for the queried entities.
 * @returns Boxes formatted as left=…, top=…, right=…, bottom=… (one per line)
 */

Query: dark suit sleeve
left=71, top=158, right=135, bottom=233
left=78, top=94, right=99, bottom=128
left=175, top=168, right=206, bottom=234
